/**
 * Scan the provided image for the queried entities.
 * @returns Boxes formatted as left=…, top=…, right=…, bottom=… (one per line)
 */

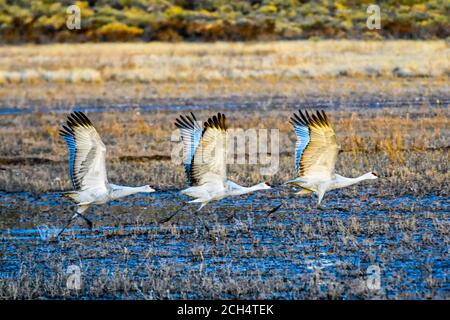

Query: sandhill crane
left=58, top=111, right=155, bottom=236
left=284, top=110, right=378, bottom=206
left=160, top=112, right=270, bottom=223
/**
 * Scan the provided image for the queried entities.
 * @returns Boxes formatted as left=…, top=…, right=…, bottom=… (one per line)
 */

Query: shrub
left=96, top=22, right=144, bottom=41
left=0, top=0, right=448, bottom=42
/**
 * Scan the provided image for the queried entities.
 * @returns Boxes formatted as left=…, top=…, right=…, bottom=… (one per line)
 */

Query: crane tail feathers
left=62, top=191, right=81, bottom=204
left=77, top=205, right=90, bottom=214
left=286, top=178, right=308, bottom=185
left=296, top=188, right=313, bottom=196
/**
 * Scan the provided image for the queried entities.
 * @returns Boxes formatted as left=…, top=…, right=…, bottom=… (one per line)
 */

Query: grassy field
left=0, top=41, right=449, bottom=299
left=0, top=106, right=449, bottom=196
left=0, top=41, right=447, bottom=194
left=2, top=41, right=448, bottom=81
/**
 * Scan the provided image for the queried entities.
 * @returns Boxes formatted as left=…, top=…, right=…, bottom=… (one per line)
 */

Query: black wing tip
left=204, top=112, right=227, bottom=131
left=59, top=126, right=72, bottom=137
left=291, top=109, right=330, bottom=127
left=65, top=110, right=93, bottom=130
left=175, top=112, right=199, bottom=129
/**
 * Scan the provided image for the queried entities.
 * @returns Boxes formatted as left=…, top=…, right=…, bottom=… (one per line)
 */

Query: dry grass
left=0, top=41, right=449, bottom=300
left=1, top=41, right=448, bottom=83
left=1, top=78, right=448, bottom=112
left=0, top=106, right=448, bottom=196
left=0, top=64, right=448, bottom=196
left=0, top=41, right=448, bottom=111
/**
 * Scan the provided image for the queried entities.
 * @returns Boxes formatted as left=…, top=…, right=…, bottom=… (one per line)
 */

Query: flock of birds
left=57, top=110, right=378, bottom=236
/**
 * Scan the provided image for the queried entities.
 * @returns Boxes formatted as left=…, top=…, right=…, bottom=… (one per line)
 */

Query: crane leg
left=190, top=201, right=211, bottom=233
left=77, top=213, right=93, bottom=229
left=74, top=205, right=93, bottom=228
left=317, top=192, right=326, bottom=210
left=57, top=213, right=78, bottom=238
left=57, top=213, right=93, bottom=238
left=267, top=203, right=283, bottom=216
left=159, top=202, right=188, bottom=223
left=194, top=213, right=210, bottom=233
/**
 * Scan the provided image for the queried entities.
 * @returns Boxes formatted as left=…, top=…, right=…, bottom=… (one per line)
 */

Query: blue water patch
left=0, top=191, right=448, bottom=299
left=1, top=97, right=448, bottom=116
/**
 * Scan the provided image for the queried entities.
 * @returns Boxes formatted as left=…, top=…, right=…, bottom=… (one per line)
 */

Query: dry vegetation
left=0, top=191, right=448, bottom=299
left=0, top=41, right=449, bottom=300
left=0, top=41, right=448, bottom=112
left=1, top=41, right=448, bottom=85
left=0, top=107, right=448, bottom=197
left=0, top=41, right=447, bottom=196
left=0, top=41, right=449, bottom=197
left=1, top=0, right=448, bottom=42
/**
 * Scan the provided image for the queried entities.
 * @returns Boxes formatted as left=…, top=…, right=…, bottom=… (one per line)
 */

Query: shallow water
left=0, top=190, right=448, bottom=299
left=0, top=96, right=447, bottom=115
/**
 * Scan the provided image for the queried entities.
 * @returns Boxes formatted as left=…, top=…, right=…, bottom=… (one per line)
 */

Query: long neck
left=229, top=183, right=265, bottom=196
left=109, top=185, right=147, bottom=200
left=334, top=174, right=370, bottom=188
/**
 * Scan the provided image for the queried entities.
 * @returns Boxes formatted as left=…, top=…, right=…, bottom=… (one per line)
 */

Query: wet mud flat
left=0, top=92, right=448, bottom=299
left=0, top=42, right=449, bottom=299
left=0, top=190, right=448, bottom=299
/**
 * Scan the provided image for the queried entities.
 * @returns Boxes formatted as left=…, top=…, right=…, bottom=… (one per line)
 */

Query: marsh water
left=0, top=189, right=448, bottom=299
left=0, top=96, right=449, bottom=116
left=0, top=96, right=449, bottom=299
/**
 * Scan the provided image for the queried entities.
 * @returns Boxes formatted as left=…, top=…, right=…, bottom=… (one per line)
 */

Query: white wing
left=60, top=111, right=108, bottom=192
left=175, top=112, right=203, bottom=185
left=290, top=110, right=339, bottom=181
left=187, top=113, right=227, bottom=186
